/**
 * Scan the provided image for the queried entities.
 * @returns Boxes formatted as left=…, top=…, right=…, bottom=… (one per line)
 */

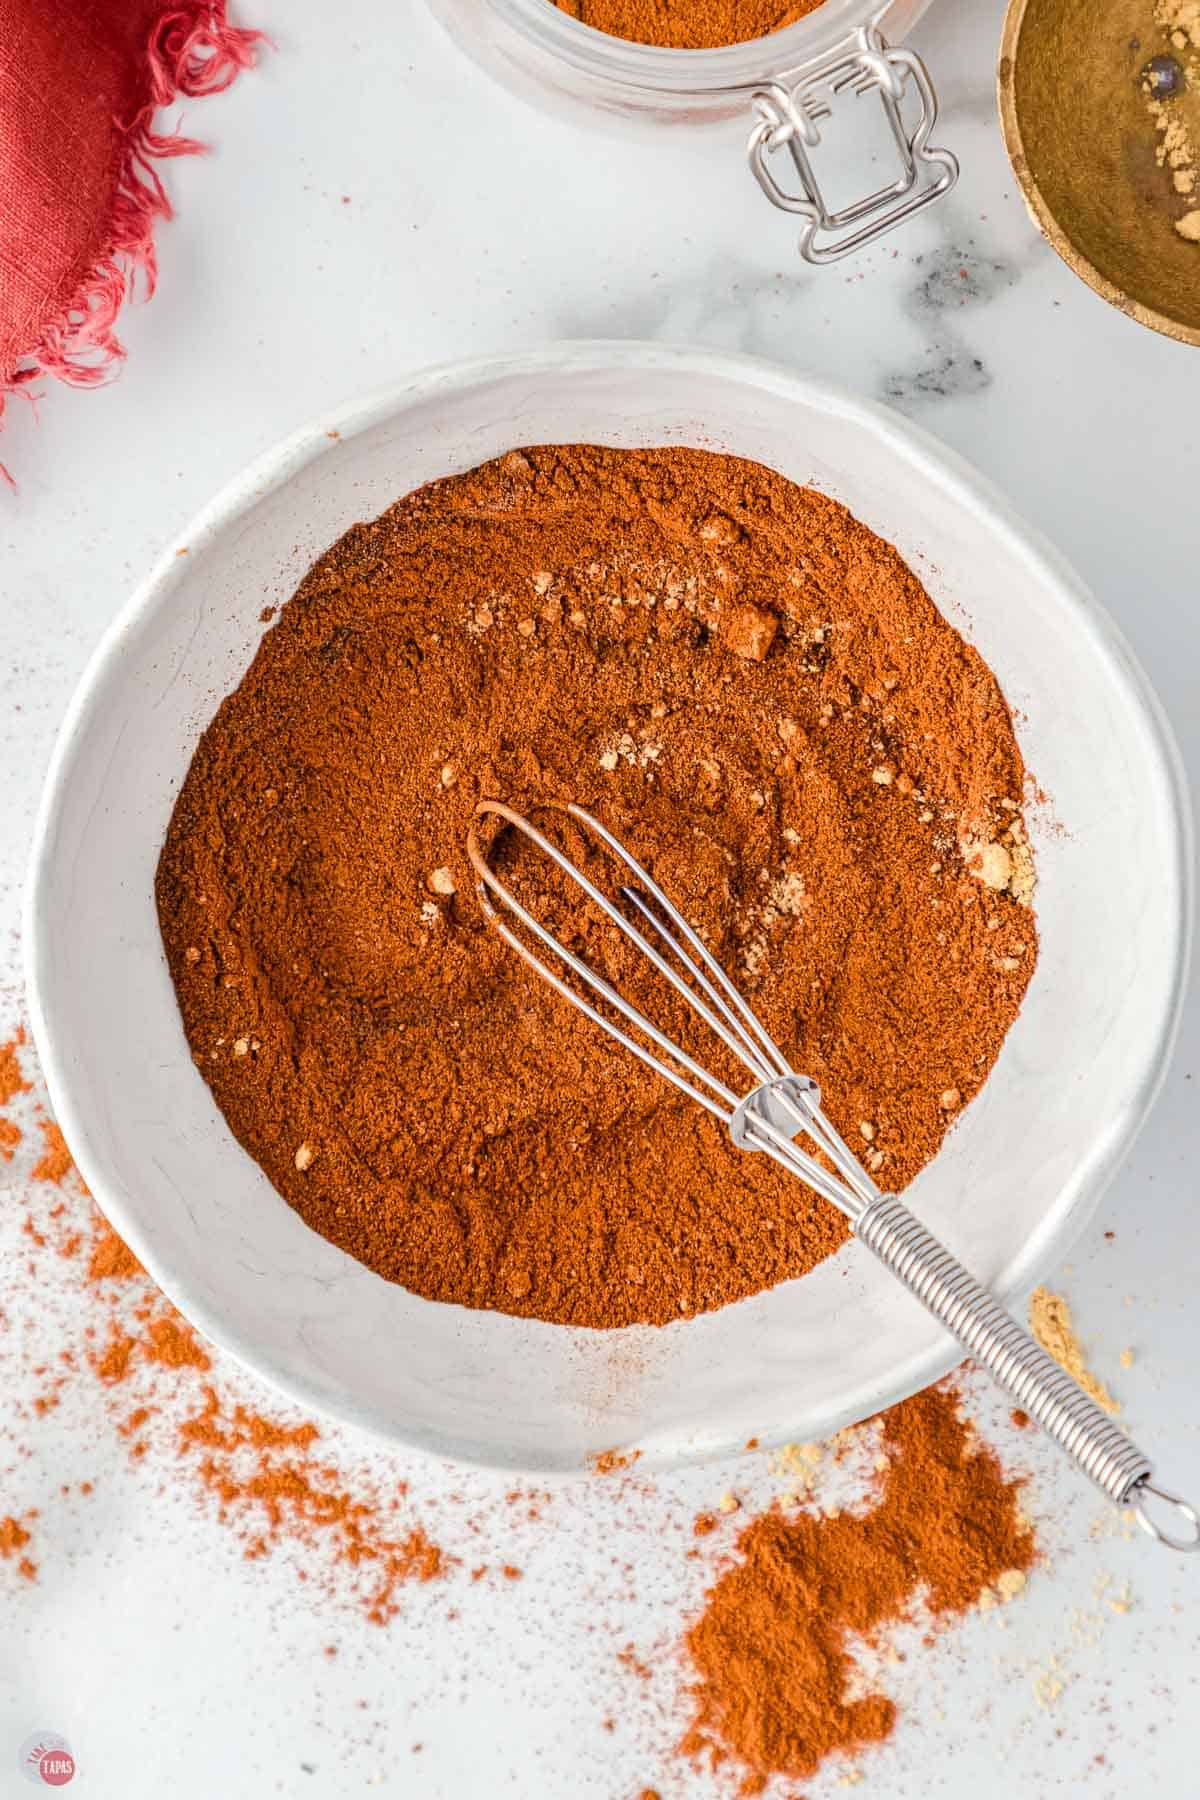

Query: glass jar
left=426, top=0, right=957, bottom=261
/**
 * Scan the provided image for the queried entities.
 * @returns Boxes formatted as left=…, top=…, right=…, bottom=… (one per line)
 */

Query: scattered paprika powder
left=0, top=1036, right=451, bottom=1625
left=176, top=1386, right=446, bottom=1623
left=3, top=1038, right=1048, bottom=1776
left=680, top=1382, right=1036, bottom=1789
left=31, top=1119, right=83, bottom=1189
left=0, top=1513, right=37, bottom=1581
left=0, top=1029, right=29, bottom=1108
left=0, top=1031, right=30, bottom=1122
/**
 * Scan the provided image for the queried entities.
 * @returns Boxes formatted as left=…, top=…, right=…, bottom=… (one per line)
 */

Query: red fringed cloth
left=0, top=1, right=262, bottom=465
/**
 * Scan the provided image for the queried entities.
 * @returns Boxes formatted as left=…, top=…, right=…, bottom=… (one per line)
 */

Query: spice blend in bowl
left=30, top=348, right=1187, bottom=1464
left=156, top=443, right=1037, bottom=1331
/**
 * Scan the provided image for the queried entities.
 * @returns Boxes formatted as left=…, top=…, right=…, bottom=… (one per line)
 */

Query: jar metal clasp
left=747, top=26, right=958, bottom=264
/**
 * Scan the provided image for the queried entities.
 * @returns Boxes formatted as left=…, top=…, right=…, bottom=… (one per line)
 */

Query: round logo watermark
left=17, top=1733, right=76, bottom=1787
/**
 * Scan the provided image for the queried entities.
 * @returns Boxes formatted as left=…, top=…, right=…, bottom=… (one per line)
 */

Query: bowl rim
left=23, top=340, right=1194, bottom=1472
left=997, top=0, right=1200, bottom=349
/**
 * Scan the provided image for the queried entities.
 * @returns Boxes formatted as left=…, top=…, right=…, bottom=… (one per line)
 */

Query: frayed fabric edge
left=0, top=2, right=264, bottom=483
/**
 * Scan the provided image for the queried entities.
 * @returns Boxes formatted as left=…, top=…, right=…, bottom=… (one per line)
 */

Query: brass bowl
left=999, top=0, right=1200, bottom=346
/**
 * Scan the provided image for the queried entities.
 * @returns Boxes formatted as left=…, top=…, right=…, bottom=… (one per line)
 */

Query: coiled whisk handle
left=466, top=801, right=1196, bottom=1553
left=856, top=1193, right=1200, bottom=1552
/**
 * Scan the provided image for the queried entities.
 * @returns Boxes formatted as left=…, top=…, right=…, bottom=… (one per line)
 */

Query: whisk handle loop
left=855, top=1193, right=1199, bottom=1551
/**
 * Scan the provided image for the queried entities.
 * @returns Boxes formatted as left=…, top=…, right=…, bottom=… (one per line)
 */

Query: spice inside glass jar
left=424, top=0, right=959, bottom=261
left=547, top=0, right=827, bottom=51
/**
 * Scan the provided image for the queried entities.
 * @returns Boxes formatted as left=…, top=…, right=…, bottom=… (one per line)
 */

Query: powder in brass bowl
left=156, top=445, right=1037, bottom=1329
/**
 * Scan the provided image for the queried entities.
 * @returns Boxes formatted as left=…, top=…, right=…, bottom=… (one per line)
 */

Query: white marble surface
left=2, top=1, right=1198, bottom=1795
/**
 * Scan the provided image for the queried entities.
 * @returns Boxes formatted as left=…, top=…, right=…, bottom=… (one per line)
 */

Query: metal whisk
left=467, top=798, right=1199, bottom=1551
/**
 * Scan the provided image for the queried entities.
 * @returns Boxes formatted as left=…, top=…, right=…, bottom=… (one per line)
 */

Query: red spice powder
left=0, top=1514, right=36, bottom=1581
left=142, top=1314, right=212, bottom=1371
left=1, top=1055, right=451, bottom=1626
left=32, top=1120, right=84, bottom=1190
left=618, top=1645, right=654, bottom=1682
left=177, top=1386, right=446, bottom=1624
left=88, top=1225, right=144, bottom=1282
left=91, top=1327, right=137, bottom=1385
left=591, top=1448, right=642, bottom=1476
left=0, top=1031, right=30, bottom=1107
left=21, top=1214, right=46, bottom=1249
left=32, top=1368, right=68, bottom=1414
left=179, top=1387, right=319, bottom=1455
left=0, top=1116, right=20, bottom=1161
left=680, top=1384, right=1035, bottom=1789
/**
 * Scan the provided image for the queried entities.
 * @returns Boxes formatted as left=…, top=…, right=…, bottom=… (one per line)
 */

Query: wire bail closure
left=747, top=27, right=958, bottom=263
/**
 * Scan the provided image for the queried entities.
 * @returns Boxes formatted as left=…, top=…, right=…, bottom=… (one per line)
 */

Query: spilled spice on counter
left=679, top=1383, right=1036, bottom=1788
left=5, top=1035, right=1057, bottom=1778
left=143, top=1314, right=213, bottom=1371
left=0, top=1036, right=451, bottom=1624
left=31, top=1120, right=82, bottom=1189
left=157, top=443, right=1037, bottom=1330
left=177, top=1387, right=446, bottom=1624
left=1030, top=1286, right=1120, bottom=1415
left=0, top=1029, right=30, bottom=1152
left=0, top=1030, right=30, bottom=1107
left=549, top=0, right=823, bottom=49
left=0, top=1514, right=37, bottom=1581
left=87, top=1224, right=144, bottom=1282
left=592, top=1447, right=643, bottom=1476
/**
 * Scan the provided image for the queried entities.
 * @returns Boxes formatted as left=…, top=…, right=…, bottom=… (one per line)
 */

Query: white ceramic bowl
left=26, top=344, right=1190, bottom=1474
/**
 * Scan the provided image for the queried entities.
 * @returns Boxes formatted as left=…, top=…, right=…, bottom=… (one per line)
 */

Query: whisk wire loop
left=466, top=800, right=870, bottom=1218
